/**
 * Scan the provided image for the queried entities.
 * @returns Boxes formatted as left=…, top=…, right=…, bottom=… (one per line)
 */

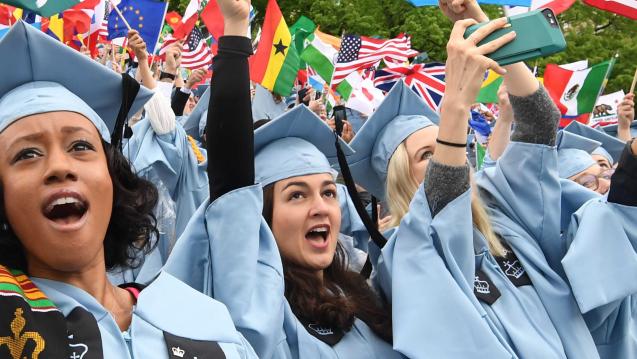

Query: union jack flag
left=374, top=62, right=445, bottom=112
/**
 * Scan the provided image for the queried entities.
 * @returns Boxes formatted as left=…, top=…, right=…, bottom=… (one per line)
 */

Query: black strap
left=112, top=73, right=141, bottom=150
left=333, top=131, right=387, bottom=251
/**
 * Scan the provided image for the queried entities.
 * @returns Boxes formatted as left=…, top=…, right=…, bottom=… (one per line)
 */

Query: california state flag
left=544, top=60, right=612, bottom=125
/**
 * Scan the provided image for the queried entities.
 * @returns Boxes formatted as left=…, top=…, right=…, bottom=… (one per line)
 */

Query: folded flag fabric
left=107, top=0, right=167, bottom=54
left=301, top=31, right=352, bottom=100
left=410, top=0, right=531, bottom=6
left=583, top=0, right=637, bottom=20
left=504, top=0, right=575, bottom=16
left=475, top=69, right=503, bottom=104
left=160, top=27, right=212, bottom=69
left=0, top=0, right=78, bottom=17
left=249, top=0, right=299, bottom=97
left=332, top=33, right=418, bottom=90
left=590, top=90, right=625, bottom=128
left=544, top=60, right=613, bottom=126
left=374, top=62, right=445, bottom=112
left=172, top=0, right=198, bottom=39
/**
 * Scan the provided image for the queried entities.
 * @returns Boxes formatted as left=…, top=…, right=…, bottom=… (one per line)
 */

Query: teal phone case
left=464, top=9, right=566, bottom=66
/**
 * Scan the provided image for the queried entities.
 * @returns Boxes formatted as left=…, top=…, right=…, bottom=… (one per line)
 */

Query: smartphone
left=298, top=88, right=310, bottom=106
left=332, top=105, right=347, bottom=135
left=464, top=9, right=566, bottom=66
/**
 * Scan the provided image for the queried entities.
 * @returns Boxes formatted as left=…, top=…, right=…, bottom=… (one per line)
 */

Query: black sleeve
left=607, top=140, right=637, bottom=206
left=171, top=87, right=190, bottom=116
left=207, top=36, right=254, bottom=201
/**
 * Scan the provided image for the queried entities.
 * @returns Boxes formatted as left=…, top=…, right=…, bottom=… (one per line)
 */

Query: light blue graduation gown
left=562, top=198, right=637, bottom=358
left=112, top=118, right=208, bottom=284
left=31, top=272, right=257, bottom=358
left=370, top=188, right=515, bottom=358
left=476, top=141, right=600, bottom=358
left=165, top=184, right=401, bottom=359
left=337, top=183, right=369, bottom=252
left=126, top=117, right=209, bottom=238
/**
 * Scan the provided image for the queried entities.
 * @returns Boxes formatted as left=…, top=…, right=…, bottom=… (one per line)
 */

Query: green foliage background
left=169, top=0, right=637, bottom=93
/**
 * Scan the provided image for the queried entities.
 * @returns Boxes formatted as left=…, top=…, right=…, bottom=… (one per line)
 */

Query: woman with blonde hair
left=345, top=1, right=602, bottom=357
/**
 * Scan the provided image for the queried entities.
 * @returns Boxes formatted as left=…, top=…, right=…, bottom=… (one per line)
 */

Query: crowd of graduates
left=0, top=0, right=636, bottom=358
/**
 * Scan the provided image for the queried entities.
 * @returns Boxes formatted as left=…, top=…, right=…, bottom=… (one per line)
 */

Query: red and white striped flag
left=331, top=34, right=418, bottom=89
left=583, top=0, right=637, bottom=20
left=173, top=0, right=200, bottom=38
left=160, top=27, right=212, bottom=69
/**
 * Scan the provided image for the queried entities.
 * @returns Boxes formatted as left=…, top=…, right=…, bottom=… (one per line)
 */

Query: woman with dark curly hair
left=0, top=20, right=256, bottom=359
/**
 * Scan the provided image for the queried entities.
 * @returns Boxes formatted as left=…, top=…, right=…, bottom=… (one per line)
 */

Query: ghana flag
left=250, top=0, right=299, bottom=96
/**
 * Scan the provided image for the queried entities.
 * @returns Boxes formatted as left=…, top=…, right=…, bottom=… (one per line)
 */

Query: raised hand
left=617, top=93, right=635, bottom=142
left=496, top=83, right=513, bottom=124
left=443, top=17, right=514, bottom=111
left=435, top=17, right=514, bottom=166
left=186, top=68, right=208, bottom=89
left=164, top=42, right=183, bottom=75
left=217, top=0, right=251, bottom=36
left=439, top=0, right=488, bottom=23
left=127, top=30, right=148, bottom=63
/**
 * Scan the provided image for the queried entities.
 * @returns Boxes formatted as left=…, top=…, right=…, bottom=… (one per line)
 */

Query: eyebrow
left=61, top=126, right=93, bottom=136
left=282, top=180, right=336, bottom=191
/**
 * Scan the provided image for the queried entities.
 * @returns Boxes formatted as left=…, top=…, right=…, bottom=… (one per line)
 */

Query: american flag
left=374, top=62, right=446, bottom=112
left=160, top=27, right=212, bottom=70
left=97, top=14, right=108, bottom=39
left=331, top=34, right=419, bottom=89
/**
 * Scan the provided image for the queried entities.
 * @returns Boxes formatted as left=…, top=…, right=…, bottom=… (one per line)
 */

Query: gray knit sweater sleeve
left=509, top=86, right=560, bottom=146
left=424, top=160, right=470, bottom=216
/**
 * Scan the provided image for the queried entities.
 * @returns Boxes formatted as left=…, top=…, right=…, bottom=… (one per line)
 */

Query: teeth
left=310, top=227, right=328, bottom=233
left=51, top=197, right=80, bottom=206
left=45, top=196, right=83, bottom=214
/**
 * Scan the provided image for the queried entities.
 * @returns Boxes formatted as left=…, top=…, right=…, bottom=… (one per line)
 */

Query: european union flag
left=410, top=0, right=530, bottom=5
left=108, top=0, right=167, bottom=53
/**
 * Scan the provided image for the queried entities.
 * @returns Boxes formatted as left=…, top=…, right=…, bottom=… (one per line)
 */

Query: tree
left=173, top=0, right=636, bottom=92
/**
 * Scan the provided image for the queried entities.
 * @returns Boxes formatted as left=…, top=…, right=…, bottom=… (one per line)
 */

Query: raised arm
left=207, top=0, right=254, bottom=201
left=427, top=17, right=514, bottom=215
left=486, top=84, right=513, bottom=160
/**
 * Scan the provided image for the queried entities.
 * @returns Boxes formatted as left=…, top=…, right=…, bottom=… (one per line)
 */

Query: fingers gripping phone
left=464, top=9, right=566, bottom=66
left=332, top=105, right=347, bottom=135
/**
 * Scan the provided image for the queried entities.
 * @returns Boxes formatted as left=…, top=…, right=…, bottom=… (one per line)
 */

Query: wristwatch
left=160, top=71, right=176, bottom=81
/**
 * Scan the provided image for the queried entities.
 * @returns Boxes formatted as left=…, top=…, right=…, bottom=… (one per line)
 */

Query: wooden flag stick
left=108, top=0, right=132, bottom=31
left=630, top=66, right=637, bottom=94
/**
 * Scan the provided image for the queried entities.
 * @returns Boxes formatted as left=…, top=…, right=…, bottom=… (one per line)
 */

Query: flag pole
left=108, top=0, right=132, bottom=31
left=630, top=66, right=637, bottom=94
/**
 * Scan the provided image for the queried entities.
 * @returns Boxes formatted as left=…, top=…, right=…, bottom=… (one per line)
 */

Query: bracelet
left=159, top=71, right=176, bottom=80
left=436, top=138, right=467, bottom=148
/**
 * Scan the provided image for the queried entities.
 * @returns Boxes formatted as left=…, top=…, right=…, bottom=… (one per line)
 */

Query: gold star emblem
left=139, top=16, right=144, bottom=21
left=138, top=24, right=143, bottom=28
left=135, top=9, right=140, bottom=14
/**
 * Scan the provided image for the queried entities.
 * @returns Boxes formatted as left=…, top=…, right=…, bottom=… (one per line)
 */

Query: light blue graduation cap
left=183, top=88, right=210, bottom=142
left=347, top=81, right=439, bottom=200
left=598, top=121, right=637, bottom=139
left=563, top=121, right=625, bottom=166
left=556, top=130, right=601, bottom=179
left=0, top=21, right=152, bottom=143
left=254, top=105, right=354, bottom=187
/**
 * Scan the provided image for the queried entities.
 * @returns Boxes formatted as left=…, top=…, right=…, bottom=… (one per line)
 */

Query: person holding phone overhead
left=0, top=18, right=257, bottom=359
left=343, top=0, right=635, bottom=357
left=163, top=0, right=600, bottom=358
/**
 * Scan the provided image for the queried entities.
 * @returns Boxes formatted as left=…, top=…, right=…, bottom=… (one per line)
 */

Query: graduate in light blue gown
left=108, top=35, right=210, bottom=285
left=165, top=2, right=403, bottom=357
left=347, top=4, right=604, bottom=356
left=0, top=21, right=256, bottom=359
